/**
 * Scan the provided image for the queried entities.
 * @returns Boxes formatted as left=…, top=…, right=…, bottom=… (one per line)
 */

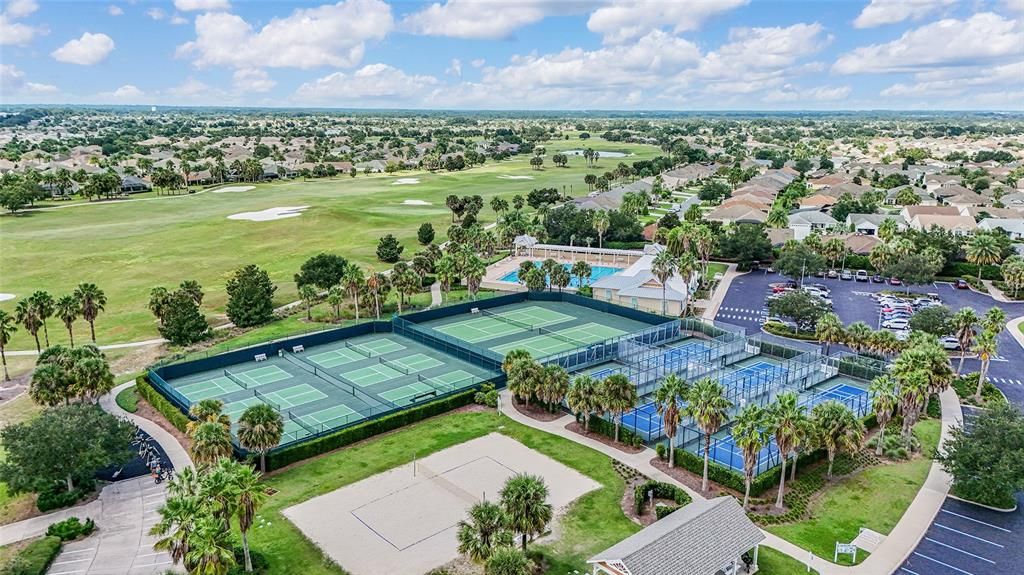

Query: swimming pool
left=500, top=262, right=622, bottom=287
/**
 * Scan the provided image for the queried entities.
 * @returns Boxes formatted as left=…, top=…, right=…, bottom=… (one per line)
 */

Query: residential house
left=705, top=204, right=768, bottom=225
left=883, top=185, right=933, bottom=206
left=120, top=175, right=151, bottom=194
left=925, top=174, right=962, bottom=193
left=909, top=214, right=978, bottom=236
left=846, top=213, right=907, bottom=236
left=943, top=190, right=988, bottom=210
left=798, top=194, right=837, bottom=210
left=899, top=205, right=961, bottom=222
left=788, top=210, right=839, bottom=240
left=961, top=206, right=1024, bottom=220
left=590, top=245, right=697, bottom=316
left=979, top=218, right=1024, bottom=240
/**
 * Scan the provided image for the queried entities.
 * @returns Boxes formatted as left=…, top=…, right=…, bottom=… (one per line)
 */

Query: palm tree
left=188, top=399, right=231, bottom=435
left=811, top=401, right=865, bottom=480
left=342, top=264, right=365, bottom=321
left=877, top=218, right=898, bottom=242
left=464, top=254, right=488, bottom=299
left=769, top=391, right=805, bottom=509
left=0, top=311, right=15, bottom=382
left=149, top=287, right=170, bottom=326
left=366, top=271, right=386, bottom=319
left=868, top=243, right=894, bottom=274
left=766, top=207, right=789, bottom=228
left=731, top=404, right=768, bottom=509
left=55, top=295, right=78, bottom=347
left=502, top=349, right=532, bottom=376
left=227, top=461, right=266, bottom=573
left=326, top=286, right=345, bottom=321
left=500, top=473, right=552, bottom=551
left=29, top=291, right=54, bottom=348
left=190, top=422, right=233, bottom=468
left=238, top=403, right=284, bottom=473
left=486, top=547, right=532, bottom=575
left=151, top=493, right=205, bottom=566
left=565, top=375, right=602, bottom=432
left=14, top=299, right=42, bottom=353
left=457, top=501, right=513, bottom=563
left=601, top=373, right=638, bottom=443
left=435, top=254, right=458, bottom=302
left=971, top=330, right=998, bottom=401
left=982, top=307, right=1007, bottom=335
left=298, top=285, right=318, bottom=321
left=815, top=312, right=845, bottom=354
left=593, top=210, right=610, bottom=249
left=506, top=356, right=541, bottom=408
left=73, top=355, right=114, bottom=402
left=684, top=378, right=732, bottom=492
left=654, top=375, right=688, bottom=468
left=570, top=260, right=592, bottom=287
left=869, top=375, right=898, bottom=456
left=675, top=252, right=697, bottom=315
left=651, top=250, right=678, bottom=315
left=538, top=365, right=569, bottom=411
left=184, top=514, right=237, bottom=575
left=896, top=369, right=930, bottom=442
left=965, top=233, right=1002, bottom=281
left=844, top=321, right=873, bottom=354
left=948, top=308, right=977, bottom=374
left=73, top=283, right=106, bottom=343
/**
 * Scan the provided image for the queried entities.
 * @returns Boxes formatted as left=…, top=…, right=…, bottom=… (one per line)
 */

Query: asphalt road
left=715, top=270, right=1024, bottom=408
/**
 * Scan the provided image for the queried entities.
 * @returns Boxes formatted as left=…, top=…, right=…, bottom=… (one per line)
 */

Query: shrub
left=265, top=389, right=478, bottom=471
left=137, top=376, right=191, bottom=433
left=576, top=285, right=593, bottom=298
left=655, top=443, right=666, bottom=461
left=940, top=262, right=1003, bottom=281
left=228, top=546, right=269, bottom=574
left=36, top=479, right=95, bottom=513
left=586, top=416, right=644, bottom=448
left=474, top=383, right=498, bottom=408
left=1, top=536, right=62, bottom=575
left=950, top=374, right=1006, bottom=407
left=762, top=322, right=819, bottom=341
left=46, top=517, right=95, bottom=542
left=634, top=480, right=691, bottom=517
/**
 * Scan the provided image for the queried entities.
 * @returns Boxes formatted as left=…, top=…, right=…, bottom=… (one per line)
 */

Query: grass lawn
left=758, top=547, right=818, bottom=575
left=704, top=262, right=729, bottom=283
left=0, top=394, right=44, bottom=525
left=0, top=138, right=662, bottom=350
left=251, top=410, right=640, bottom=575
left=115, top=385, right=139, bottom=413
left=767, top=419, right=941, bottom=565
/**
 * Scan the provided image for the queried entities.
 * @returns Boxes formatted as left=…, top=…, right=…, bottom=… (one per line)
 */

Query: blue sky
left=2, top=0, right=1022, bottom=109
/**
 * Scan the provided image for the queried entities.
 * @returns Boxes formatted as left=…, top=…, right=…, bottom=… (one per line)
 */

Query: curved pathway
left=498, top=386, right=962, bottom=575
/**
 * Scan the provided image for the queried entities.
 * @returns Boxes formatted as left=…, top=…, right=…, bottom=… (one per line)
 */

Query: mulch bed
left=136, top=397, right=193, bottom=455
left=620, top=477, right=681, bottom=527
left=509, top=399, right=564, bottom=422
left=564, top=421, right=644, bottom=454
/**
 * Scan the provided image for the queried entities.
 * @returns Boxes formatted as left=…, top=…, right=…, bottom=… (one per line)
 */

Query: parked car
left=814, top=270, right=826, bottom=278
left=940, top=336, right=961, bottom=350
left=872, top=274, right=885, bottom=283
left=881, top=305, right=913, bottom=314
left=840, top=269, right=854, bottom=280
left=956, top=279, right=969, bottom=289
left=855, top=270, right=869, bottom=282
left=803, top=286, right=829, bottom=298
left=827, top=269, right=839, bottom=279
left=808, top=283, right=831, bottom=293
left=889, top=277, right=903, bottom=286
left=766, top=317, right=798, bottom=331
left=882, top=318, right=910, bottom=330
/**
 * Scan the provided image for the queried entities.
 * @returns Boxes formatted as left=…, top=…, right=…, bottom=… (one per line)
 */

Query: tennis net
left=253, top=389, right=280, bottom=410
left=416, top=460, right=478, bottom=505
left=480, top=309, right=534, bottom=331
left=537, top=326, right=587, bottom=347
left=379, top=357, right=410, bottom=375
left=288, top=411, right=316, bottom=435
left=345, top=341, right=372, bottom=357
left=223, top=369, right=248, bottom=390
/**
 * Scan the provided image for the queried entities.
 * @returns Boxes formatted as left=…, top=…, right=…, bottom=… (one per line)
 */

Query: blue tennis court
left=801, top=383, right=868, bottom=409
left=704, top=433, right=778, bottom=472
left=620, top=401, right=662, bottom=439
left=662, top=341, right=710, bottom=363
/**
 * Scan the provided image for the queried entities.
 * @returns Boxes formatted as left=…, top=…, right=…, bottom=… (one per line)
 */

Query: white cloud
left=471, top=58, right=485, bottom=68
left=51, top=32, right=115, bottom=65
left=100, top=84, right=145, bottom=99
left=169, top=77, right=213, bottom=99
left=763, top=84, right=851, bottom=102
left=5, top=0, right=38, bottom=19
left=587, top=0, right=748, bottom=43
left=25, top=82, right=57, bottom=93
left=174, top=0, right=231, bottom=11
left=147, top=7, right=166, bottom=20
left=853, top=0, right=957, bottom=28
left=294, top=63, right=439, bottom=103
left=834, top=12, right=1024, bottom=74
left=0, top=64, right=57, bottom=97
left=170, top=14, right=188, bottom=25
left=178, top=0, right=392, bottom=69
left=233, top=68, right=275, bottom=92
left=445, top=58, right=462, bottom=77
left=107, top=5, right=124, bottom=16
left=880, top=60, right=1024, bottom=97
left=402, top=0, right=588, bottom=40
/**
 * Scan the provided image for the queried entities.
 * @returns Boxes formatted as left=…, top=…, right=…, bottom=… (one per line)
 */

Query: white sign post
left=835, top=542, right=858, bottom=564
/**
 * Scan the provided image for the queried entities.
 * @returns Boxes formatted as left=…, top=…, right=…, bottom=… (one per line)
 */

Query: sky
left=1, top=0, right=1023, bottom=110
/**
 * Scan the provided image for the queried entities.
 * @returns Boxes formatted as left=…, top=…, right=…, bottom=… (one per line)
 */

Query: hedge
left=633, top=480, right=692, bottom=519
left=762, top=322, right=818, bottom=341
left=585, top=415, right=645, bottom=448
left=1, top=536, right=62, bottom=575
left=137, top=376, right=190, bottom=433
left=264, top=389, right=477, bottom=471
left=940, top=262, right=1003, bottom=281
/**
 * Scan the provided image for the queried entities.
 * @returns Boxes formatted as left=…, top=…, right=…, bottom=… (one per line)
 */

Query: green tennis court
left=350, top=338, right=406, bottom=357
left=433, top=305, right=575, bottom=343
left=179, top=364, right=292, bottom=401
left=340, top=363, right=404, bottom=387
left=490, top=322, right=626, bottom=357
left=224, top=396, right=264, bottom=419
left=307, top=347, right=365, bottom=368
left=387, top=353, right=444, bottom=374
left=227, top=365, right=292, bottom=387
left=421, top=370, right=478, bottom=392
left=254, top=384, right=328, bottom=410
left=379, top=381, right=435, bottom=405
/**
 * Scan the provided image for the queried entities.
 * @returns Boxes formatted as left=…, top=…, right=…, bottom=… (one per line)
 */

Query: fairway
left=0, top=138, right=663, bottom=350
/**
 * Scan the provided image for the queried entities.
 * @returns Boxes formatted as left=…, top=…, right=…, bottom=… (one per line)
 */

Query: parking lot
left=716, top=270, right=1024, bottom=407
left=899, top=494, right=1023, bottom=575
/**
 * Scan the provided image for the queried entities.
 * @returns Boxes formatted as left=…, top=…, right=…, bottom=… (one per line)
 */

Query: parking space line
left=58, top=548, right=96, bottom=555
left=941, top=509, right=1013, bottom=532
left=912, top=552, right=974, bottom=575
left=900, top=569, right=921, bottom=575
left=934, top=523, right=1004, bottom=547
left=924, top=537, right=995, bottom=564
left=52, top=558, right=92, bottom=566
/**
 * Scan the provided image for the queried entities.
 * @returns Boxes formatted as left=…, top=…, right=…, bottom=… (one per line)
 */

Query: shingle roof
left=588, top=497, right=764, bottom=575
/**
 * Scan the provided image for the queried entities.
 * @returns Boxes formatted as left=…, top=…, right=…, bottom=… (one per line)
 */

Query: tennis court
left=307, top=347, right=366, bottom=369
left=801, top=382, right=869, bottom=410
left=490, top=322, right=626, bottom=357
left=386, top=353, right=444, bottom=374
left=432, top=305, right=575, bottom=343
left=341, top=363, right=406, bottom=388
left=255, top=383, right=328, bottom=410
left=621, top=401, right=662, bottom=439
left=178, top=364, right=292, bottom=402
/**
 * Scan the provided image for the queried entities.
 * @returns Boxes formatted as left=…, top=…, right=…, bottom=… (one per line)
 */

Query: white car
left=940, top=336, right=961, bottom=350
left=882, top=318, right=910, bottom=330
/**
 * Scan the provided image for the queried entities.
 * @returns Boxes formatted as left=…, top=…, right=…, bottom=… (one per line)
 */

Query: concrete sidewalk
left=101, top=381, right=193, bottom=472
left=701, top=263, right=740, bottom=320
left=498, top=385, right=963, bottom=575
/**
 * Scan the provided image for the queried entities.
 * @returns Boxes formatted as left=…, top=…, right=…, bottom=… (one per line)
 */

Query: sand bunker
left=497, top=175, right=534, bottom=180
left=212, top=185, right=255, bottom=194
left=0, top=294, right=14, bottom=302
left=402, top=199, right=432, bottom=206
left=392, top=178, right=421, bottom=185
left=227, top=206, right=309, bottom=222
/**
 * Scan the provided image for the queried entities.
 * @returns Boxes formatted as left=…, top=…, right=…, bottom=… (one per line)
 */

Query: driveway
left=716, top=271, right=1024, bottom=407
